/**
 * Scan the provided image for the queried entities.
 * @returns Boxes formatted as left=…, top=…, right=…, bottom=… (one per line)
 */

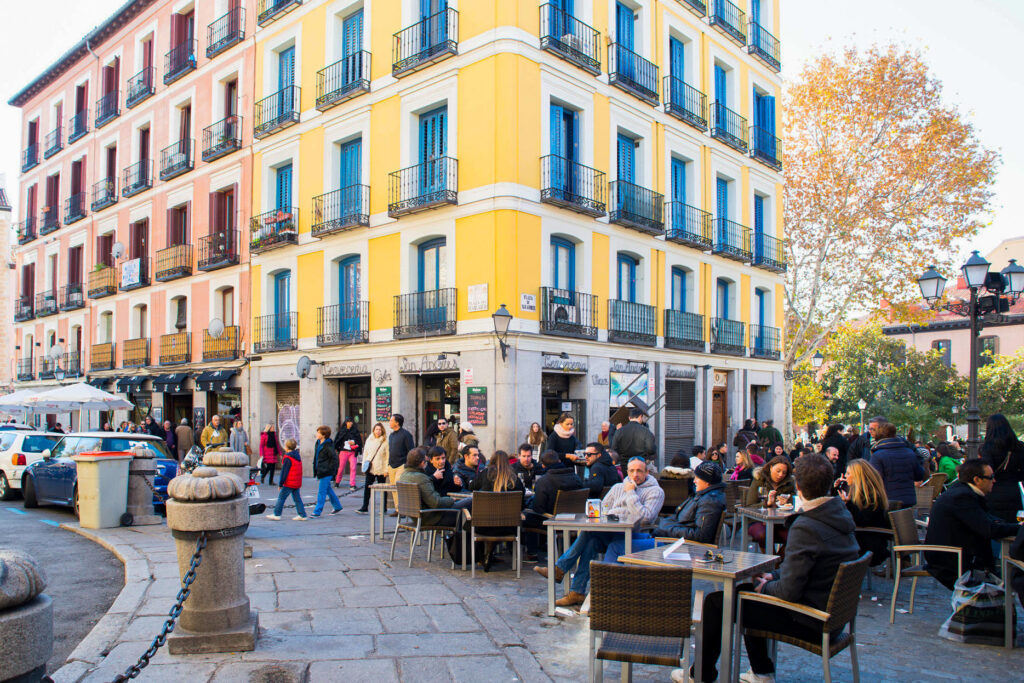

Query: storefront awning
left=115, top=376, right=148, bottom=392
left=152, top=373, right=189, bottom=393
left=194, top=370, right=237, bottom=392
left=86, top=377, right=111, bottom=389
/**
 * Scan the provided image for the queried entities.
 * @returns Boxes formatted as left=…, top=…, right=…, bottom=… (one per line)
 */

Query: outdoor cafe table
left=542, top=514, right=636, bottom=617
left=368, top=483, right=472, bottom=542
left=618, top=545, right=781, bottom=683
left=1003, top=535, right=1016, bottom=649
left=736, top=505, right=799, bottom=553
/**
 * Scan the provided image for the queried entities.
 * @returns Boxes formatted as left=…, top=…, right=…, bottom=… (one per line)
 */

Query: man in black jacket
left=847, top=415, right=885, bottom=464
left=654, top=461, right=726, bottom=543
left=425, top=447, right=463, bottom=495
left=522, top=451, right=585, bottom=561
left=387, top=414, right=415, bottom=514
left=582, top=443, right=622, bottom=495
left=611, top=408, right=656, bottom=462
left=512, top=444, right=538, bottom=490
left=311, top=426, right=343, bottom=517
left=925, top=458, right=1020, bottom=590
left=453, top=445, right=483, bottom=491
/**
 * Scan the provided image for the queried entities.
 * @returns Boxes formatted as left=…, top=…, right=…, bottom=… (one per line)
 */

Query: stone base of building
left=167, top=610, right=259, bottom=654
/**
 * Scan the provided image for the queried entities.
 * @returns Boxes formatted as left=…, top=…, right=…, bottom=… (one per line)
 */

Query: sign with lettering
left=322, top=362, right=370, bottom=377
left=468, top=284, right=488, bottom=312
left=610, top=360, right=648, bottom=374
left=541, top=355, right=588, bottom=372
left=375, top=386, right=392, bottom=422
left=121, top=258, right=142, bottom=289
left=399, top=355, right=459, bottom=374
left=665, top=366, right=698, bottom=379
left=467, top=387, right=487, bottom=426
left=591, top=374, right=609, bottom=386
left=520, top=293, right=536, bottom=313
left=463, top=367, right=474, bottom=385
left=373, top=368, right=392, bottom=383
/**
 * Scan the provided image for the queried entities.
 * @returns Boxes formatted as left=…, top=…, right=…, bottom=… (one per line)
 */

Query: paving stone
left=397, top=656, right=461, bottom=683
left=308, top=658, right=397, bottom=680
left=257, top=610, right=313, bottom=634
left=447, top=654, right=520, bottom=681
left=245, top=558, right=294, bottom=573
left=427, top=604, right=481, bottom=633
left=375, top=633, right=500, bottom=657
left=309, top=607, right=382, bottom=635
left=395, top=583, right=461, bottom=606
left=277, top=589, right=342, bottom=610
left=341, top=586, right=407, bottom=608
left=247, top=591, right=277, bottom=611
left=237, top=634, right=372, bottom=661
left=377, top=605, right=433, bottom=633
left=346, top=569, right=394, bottom=586
left=274, top=569, right=351, bottom=591
left=210, top=662, right=309, bottom=682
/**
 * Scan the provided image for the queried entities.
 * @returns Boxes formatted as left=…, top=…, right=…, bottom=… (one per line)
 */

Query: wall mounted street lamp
left=783, top=351, right=824, bottom=380
left=492, top=304, right=513, bottom=362
left=918, top=252, right=1024, bottom=457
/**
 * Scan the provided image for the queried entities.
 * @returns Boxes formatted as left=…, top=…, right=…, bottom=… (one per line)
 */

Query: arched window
left=617, top=253, right=638, bottom=302
left=418, top=238, right=446, bottom=291
left=671, top=267, right=687, bottom=312
left=551, top=237, right=575, bottom=291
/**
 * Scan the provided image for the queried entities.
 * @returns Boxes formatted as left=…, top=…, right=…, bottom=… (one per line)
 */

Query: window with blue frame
left=615, top=2, right=635, bottom=78
left=275, top=163, right=292, bottom=216
left=669, top=36, right=686, bottom=106
left=754, top=194, right=765, bottom=259
left=716, top=177, right=728, bottom=221
left=547, top=0, right=574, bottom=39
left=339, top=255, right=360, bottom=334
left=551, top=237, right=575, bottom=292
left=419, top=105, right=447, bottom=195
left=617, top=133, right=637, bottom=215
left=339, top=138, right=361, bottom=216
left=716, top=278, right=730, bottom=319
left=550, top=103, right=579, bottom=196
left=279, top=46, right=295, bottom=116
left=753, top=88, right=776, bottom=156
left=418, top=238, right=446, bottom=291
left=671, top=267, right=687, bottom=312
left=273, top=270, right=291, bottom=342
left=671, top=157, right=687, bottom=230
left=617, top=253, right=637, bottom=302
left=421, top=0, right=448, bottom=49
left=754, top=288, right=767, bottom=350
left=341, top=9, right=364, bottom=86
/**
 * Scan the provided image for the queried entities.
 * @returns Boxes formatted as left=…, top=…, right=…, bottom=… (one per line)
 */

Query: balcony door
left=754, top=288, right=767, bottom=351
left=551, top=237, right=575, bottom=307
left=617, top=133, right=636, bottom=215
left=339, top=137, right=361, bottom=217
left=616, top=254, right=637, bottom=303
left=339, top=256, right=360, bottom=335
left=548, top=0, right=573, bottom=39
left=671, top=267, right=686, bottom=312
left=615, top=2, right=634, bottom=79
left=276, top=164, right=293, bottom=213
left=420, top=0, right=448, bottom=53
left=550, top=104, right=578, bottom=198
left=274, top=271, right=291, bottom=344
left=753, top=194, right=765, bottom=261
left=716, top=177, right=729, bottom=246
left=418, top=238, right=447, bottom=326
left=670, top=36, right=685, bottom=92
left=419, top=105, right=447, bottom=196
left=278, top=46, right=295, bottom=117
left=342, top=10, right=364, bottom=86
left=717, top=278, right=730, bottom=319
left=714, top=64, right=727, bottom=129
left=671, top=157, right=687, bottom=230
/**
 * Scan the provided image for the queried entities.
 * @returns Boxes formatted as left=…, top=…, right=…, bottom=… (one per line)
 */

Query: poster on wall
left=467, top=387, right=487, bottom=426
left=375, top=386, right=392, bottom=422
left=192, top=407, right=206, bottom=432
left=609, top=372, right=649, bottom=407
left=120, top=258, right=142, bottom=289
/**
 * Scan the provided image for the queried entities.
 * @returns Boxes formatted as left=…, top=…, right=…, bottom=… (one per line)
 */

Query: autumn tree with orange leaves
left=781, top=44, right=1000, bottom=439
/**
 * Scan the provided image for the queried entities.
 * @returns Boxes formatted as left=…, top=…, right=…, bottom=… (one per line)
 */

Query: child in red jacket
left=267, top=439, right=308, bottom=520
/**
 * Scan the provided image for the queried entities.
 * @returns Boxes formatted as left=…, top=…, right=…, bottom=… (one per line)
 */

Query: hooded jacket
left=424, top=460, right=462, bottom=495
left=529, top=465, right=585, bottom=515
left=870, top=437, right=925, bottom=507
left=601, top=474, right=665, bottom=529
left=313, top=438, right=339, bottom=480
left=398, top=468, right=455, bottom=527
left=454, top=457, right=483, bottom=490
left=654, top=482, right=726, bottom=544
left=612, top=421, right=656, bottom=462
left=583, top=452, right=623, bottom=495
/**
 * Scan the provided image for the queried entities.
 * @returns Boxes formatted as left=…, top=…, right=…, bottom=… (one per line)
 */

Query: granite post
left=0, top=550, right=53, bottom=682
left=203, top=449, right=257, bottom=558
left=124, top=445, right=163, bottom=526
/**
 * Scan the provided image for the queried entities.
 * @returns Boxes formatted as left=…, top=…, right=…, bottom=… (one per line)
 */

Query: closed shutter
left=342, top=10, right=364, bottom=57
left=751, top=0, right=761, bottom=24
left=714, top=65, right=727, bottom=106
left=671, top=158, right=686, bottom=204
left=754, top=195, right=764, bottom=234
left=670, top=37, right=685, bottom=79
left=279, top=47, right=295, bottom=90
left=275, top=382, right=301, bottom=448
left=763, top=95, right=775, bottom=136
left=276, top=164, right=293, bottom=211
left=664, top=380, right=697, bottom=461
left=616, top=2, right=634, bottom=50
left=550, top=104, right=563, bottom=158
left=617, top=134, right=634, bottom=183
left=716, top=177, right=728, bottom=221
left=419, top=106, right=447, bottom=162
left=340, top=138, right=361, bottom=188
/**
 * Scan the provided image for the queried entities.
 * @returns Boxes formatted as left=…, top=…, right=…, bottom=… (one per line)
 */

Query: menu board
left=375, top=386, right=392, bottom=422
left=466, top=386, right=487, bottom=427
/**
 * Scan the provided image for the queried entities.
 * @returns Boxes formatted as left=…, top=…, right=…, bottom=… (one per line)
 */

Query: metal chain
left=140, top=474, right=166, bottom=503
left=109, top=531, right=207, bottom=682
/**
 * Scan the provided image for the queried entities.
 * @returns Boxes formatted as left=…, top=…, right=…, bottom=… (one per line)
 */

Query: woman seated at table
left=837, top=459, right=891, bottom=568
left=729, top=450, right=756, bottom=482
left=463, top=452, right=524, bottom=570
left=743, top=455, right=796, bottom=552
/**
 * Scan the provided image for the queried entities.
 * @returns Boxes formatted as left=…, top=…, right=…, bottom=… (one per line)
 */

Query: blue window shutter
left=757, top=290, right=766, bottom=326
left=616, top=3, right=634, bottom=50
left=340, top=138, right=361, bottom=188
left=671, top=158, right=686, bottom=204
left=568, top=109, right=579, bottom=162
left=764, top=95, right=775, bottom=136
left=419, top=106, right=447, bottom=162
left=752, top=0, right=761, bottom=24
left=670, top=37, right=685, bottom=79
left=550, top=104, right=563, bottom=157
left=279, top=47, right=295, bottom=90
left=672, top=267, right=686, bottom=312
left=714, top=65, right=726, bottom=107
left=716, top=177, right=728, bottom=221
left=717, top=279, right=728, bottom=319
left=418, top=238, right=445, bottom=291
left=617, top=134, right=634, bottom=184
left=617, top=254, right=636, bottom=302
left=421, top=0, right=447, bottom=18
left=754, top=195, right=764, bottom=234
left=274, top=272, right=290, bottom=315
left=276, top=164, right=292, bottom=211
left=551, top=237, right=575, bottom=291
left=342, top=10, right=364, bottom=57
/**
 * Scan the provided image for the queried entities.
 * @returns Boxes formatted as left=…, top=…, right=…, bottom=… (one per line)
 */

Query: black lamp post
left=492, top=304, right=513, bottom=361
left=918, top=252, right=1024, bottom=457
left=783, top=351, right=824, bottom=380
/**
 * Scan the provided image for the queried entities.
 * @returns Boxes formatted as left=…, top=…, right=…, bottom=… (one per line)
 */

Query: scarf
left=553, top=423, right=574, bottom=439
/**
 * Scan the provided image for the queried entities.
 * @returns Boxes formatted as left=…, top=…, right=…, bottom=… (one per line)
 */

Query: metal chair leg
left=516, top=530, right=522, bottom=579
left=426, top=530, right=433, bottom=563
left=850, top=631, right=860, bottom=683
left=822, top=633, right=832, bottom=683
left=909, top=576, right=919, bottom=614
left=588, top=630, right=596, bottom=683
left=471, top=528, right=477, bottom=579
left=389, top=521, right=402, bottom=561
left=620, top=661, right=631, bottom=683
left=408, top=523, right=420, bottom=568
left=889, top=564, right=902, bottom=624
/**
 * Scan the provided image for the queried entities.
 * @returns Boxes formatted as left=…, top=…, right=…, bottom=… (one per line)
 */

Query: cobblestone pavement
left=34, top=482, right=1024, bottom=682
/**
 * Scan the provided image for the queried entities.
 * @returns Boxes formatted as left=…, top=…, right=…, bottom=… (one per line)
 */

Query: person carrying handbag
left=259, top=424, right=281, bottom=485
left=334, top=416, right=364, bottom=492
left=356, top=422, right=390, bottom=514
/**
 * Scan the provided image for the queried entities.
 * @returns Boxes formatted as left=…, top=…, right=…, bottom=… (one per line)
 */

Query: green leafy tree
left=977, top=348, right=1024, bottom=431
left=792, top=371, right=830, bottom=434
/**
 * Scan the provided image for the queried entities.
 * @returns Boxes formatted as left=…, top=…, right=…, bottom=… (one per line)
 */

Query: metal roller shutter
left=664, top=379, right=696, bottom=459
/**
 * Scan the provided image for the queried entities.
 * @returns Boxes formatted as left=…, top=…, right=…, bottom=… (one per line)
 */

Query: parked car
left=0, top=431, right=63, bottom=500
left=21, top=432, right=178, bottom=515
left=0, top=422, right=40, bottom=432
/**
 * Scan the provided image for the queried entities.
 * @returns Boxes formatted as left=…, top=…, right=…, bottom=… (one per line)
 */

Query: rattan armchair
left=888, top=507, right=962, bottom=624
left=522, top=487, right=589, bottom=558
left=588, top=562, right=704, bottom=683
left=464, top=490, right=524, bottom=578
left=658, top=476, right=692, bottom=516
left=735, top=553, right=872, bottom=683
left=388, top=481, right=464, bottom=569
left=1004, top=557, right=1024, bottom=649
left=720, top=481, right=740, bottom=547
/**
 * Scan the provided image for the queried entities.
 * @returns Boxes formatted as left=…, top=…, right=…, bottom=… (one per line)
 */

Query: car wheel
left=0, top=472, right=14, bottom=501
left=22, top=476, right=38, bottom=508
left=73, top=486, right=80, bottom=519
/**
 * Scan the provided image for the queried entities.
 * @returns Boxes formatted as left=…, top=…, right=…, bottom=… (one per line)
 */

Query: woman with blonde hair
left=526, top=421, right=547, bottom=453
left=355, top=422, right=389, bottom=515
left=729, top=450, right=755, bottom=482
left=840, top=459, right=891, bottom=567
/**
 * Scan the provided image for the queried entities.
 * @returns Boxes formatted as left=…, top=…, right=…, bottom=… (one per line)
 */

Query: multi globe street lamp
left=918, top=252, right=1024, bottom=457
left=783, top=351, right=824, bottom=380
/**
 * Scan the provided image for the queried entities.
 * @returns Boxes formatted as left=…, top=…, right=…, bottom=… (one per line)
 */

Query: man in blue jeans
left=312, top=425, right=343, bottom=517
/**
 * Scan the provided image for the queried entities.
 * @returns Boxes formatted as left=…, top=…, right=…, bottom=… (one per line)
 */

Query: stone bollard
left=0, top=550, right=53, bottom=682
left=123, top=445, right=163, bottom=526
left=203, top=450, right=257, bottom=558
left=165, top=467, right=258, bottom=654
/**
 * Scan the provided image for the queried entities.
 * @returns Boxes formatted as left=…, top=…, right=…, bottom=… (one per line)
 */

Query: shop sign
left=561, top=401, right=573, bottom=412
left=542, top=355, right=588, bottom=372
left=666, top=366, right=698, bottom=379
left=468, top=284, right=488, bottom=312
left=467, top=387, right=487, bottom=426
left=399, top=355, right=459, bottom=373
left=520, top=293, right=536, bottom=313
left=375, top=386, right=392, bottom=422
left=373, top=368, right=392, bottom=383
left=591, top=374, right=609, bottom=386
left=714, top=371, right=729, bottom=388
left=322, top=362, right=370, bottom=377
left=463, top=367, right=474, bottom=385
left=610, top=360, right=648, bottom=374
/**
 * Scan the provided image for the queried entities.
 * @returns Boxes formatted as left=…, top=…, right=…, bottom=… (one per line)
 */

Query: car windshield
left=103, top=438, right=174, bottom=460
left=21, top=435, right=60, bottom=453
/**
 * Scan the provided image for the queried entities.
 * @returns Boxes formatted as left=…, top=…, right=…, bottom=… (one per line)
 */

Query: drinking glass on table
left=1017, top=510, right=1024, bottom=524
left=758, top=485, right=769, bottom=511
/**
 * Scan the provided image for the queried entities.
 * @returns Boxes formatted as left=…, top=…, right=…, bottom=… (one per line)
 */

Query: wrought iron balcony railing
left=91, top=177, right=118, bottom=211
left=198, top=230, right=239, bottom=270
left=388, top=157, right=458, bottom=217
left=663, top=76, right=708, bottom=131
left=540, top=155, right=606, bottom=217
left=14, top=296, right=34, bottom=322
left=540, top=287, right=598, bottom=340
left=318, top=301, right=369, bottom=345
left=63, top=351, right=82, bottom=377
left=753, top=231, right=786, bottom=272
left=539, top=5, right=601, bottom=75
left=159, top=140, right=194, bottom=181
left=253, top=312, right=297, bottom=353
left=126, top=67, right=156, bottom=108
left=164, top=39, right=197, bottom=84
left=750, top=126, right=782, bottom=170
left=711, top=102, right=748, bottom=152
left=393, top=8, right=458, bottom=77
left=119, top=257, right=150, bottom=291
left=714, top=218, right=752, bottom=262
left=96, top=91, right=120, bottom=128
left=608, top=300, right=656, bottom=346
left=59, top=283, right=85, bottom=311
left=666, top=202, right=713, bottom=251
left=665, top=310, right=705, bottom=351
left=159, top=330, right=191, bottom=365
left=202, top=116, right=242, bottom=161
left=122, top=159, right=154, bottom=197
left=38, top=356, right=57, bottom=381
left=711, top=317, right=745, bottom=355
left=123, top=338, right=150, bottom=368
left=207, top=7, right=245, bottom=57
left=68, top=110, right=89, bottom=143
left=608, top=43, right=659, bottom=106
left=312, top=185, right=369, bottom=237
left=747, top=21, right=781, bottom=72
left=90, top=342, right=115, bottom=371
left=40, top=207, right=60, bottom=234
left=609, top=180, right=664, bottom=235
left=709, top=0, right=747, bottom=46
left=155, top=244, right=192, bottom=281
left=257, top=0, right=302, bottom=26
left=21, top=144, right=39, bottom=172
left=250, top=208, right=298, bottom=253
left=35, top=291, right=58, bottom=317
left=254, top=86, right=300, bottom=138
left=678, top=0, right=707, bottom=17
left=88, top=265, right=117, bottom=298
left=203, top=325, right=240, bottom=361
left=316, top=52, right=371, bottom=111
left=64, top=192, right=87, bottom=224
left=750, top=324, right=781, bottom=360
left=394, top=289, right=457, bottom=339
left=17, top=218, right=36, bottom=245
left=16, top=359, right=34, bottom=382
left=43, top=128, right=63, bottom=158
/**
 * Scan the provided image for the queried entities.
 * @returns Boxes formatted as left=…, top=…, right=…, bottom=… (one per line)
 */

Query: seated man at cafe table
left=581, top=442, right=623, bottom=496
left=522, top=450, right=586, bottom=562
left=673, top=453, right=859, bottom=683
left=397, top=448, right=459, bottom=528
left=533, top=457, right=664, bottom=608
left=454, top=445, right=484, bottom=491
left=424, top=446, right=463, bottom=496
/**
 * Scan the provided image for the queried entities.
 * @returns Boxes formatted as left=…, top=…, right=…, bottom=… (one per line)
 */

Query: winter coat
left=601, top=475, right=665, bottom=529
left=260, top=432, right=280, bottom=464
left=313, top=438, right=339, bottom=480
left=529, top=465, right=585, bottom=516
left=758, top=426, right=784, bottom=448
left=981, top=442, right=1024, bottom=523
left=847, top=433, right=873, bottom=464
left=730, top=466, right=755, bottom=482
left=388, top=427, right=415, bottom=469
left=201, top=424, right=229, bottom=449
left=743, top=468, right=797, bottom=506
left=935, top=454, right=961, bottom=485
left=821, top=433, right=851, bottom=474
left=146, top=420, right=166, bottom=439
left=229, top=427, right=249, bottom=454
left=279, top=451, right=303, bottom=489
left=398, top=469, right=455, bottom=527
left=734, top=429, right=758, bottom=450
left=583, top=453, right=623, bottom=496
left=437, top=428, right=459, bottom=464
left=511, top=461, right=538, bottom=490
left=870, top=437, right=925, bottom=508
left=334, top=425, right=363, bottom=454
left=654, top=482, right=726, bottom=544
left=470, top=467, right=526, bottom=494
left=845, top=500, right=891, bottom=566
left=424, top=460, right=462, bottom=495
left=454, top=457, right=483, bottom=490
left=547, top=430, right=581, bottom=465
left=174, top=425, right=193, bottom=458
left=612, top=421, right=656, bottom=462
left=362, top=434, right=389, bottom=476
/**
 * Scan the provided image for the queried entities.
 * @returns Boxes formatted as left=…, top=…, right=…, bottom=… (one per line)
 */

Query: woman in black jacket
left=821, top=423, right=850, bottom=475
left=547, top=413, right=582, bottom=466
left=333, top=417, right=364, bottom=492
left=840, top=460, right=890, bottom=566
left=980, top=414, right=1024, bottom=523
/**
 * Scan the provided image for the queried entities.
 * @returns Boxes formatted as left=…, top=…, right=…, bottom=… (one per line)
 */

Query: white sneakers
left=265, top=514, right=309, bottom=521
left=265, top=514, right=281, bottom=520
left=739, top=670, right=775, bottom=683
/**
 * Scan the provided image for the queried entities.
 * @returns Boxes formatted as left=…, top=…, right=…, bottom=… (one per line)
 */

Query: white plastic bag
left=938, top=569, right=1014, bottom=646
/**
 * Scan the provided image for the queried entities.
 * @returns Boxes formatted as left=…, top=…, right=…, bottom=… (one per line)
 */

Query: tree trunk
left=783, top=372, right=794, bottom=448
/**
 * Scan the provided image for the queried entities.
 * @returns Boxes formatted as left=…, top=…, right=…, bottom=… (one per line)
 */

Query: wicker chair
left=719, top=481, right=740, bottom=547
left=735, top=553, right=872, bottom=683
left=588, top=562, right=704, bottom=683
left=465, top=490, right=525, bottom=578
left=658, top=477, right=692, bottom=516
left=914, top=473, right=948, bottom=517
left=888, top=507, right=962, bottom=624
left=522, top=488, right=589, bottom=557
left=388, top=482, right=463, bottom=569
left=1004, top=557, right=1024, bottom=649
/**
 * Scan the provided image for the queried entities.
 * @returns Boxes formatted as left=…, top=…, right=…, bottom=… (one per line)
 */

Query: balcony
left=540, top=287, right=597, bottom=340
left=709, top=0, right=747, bottom=46
left=159, top=140, right=194, bottom=181
left=91, top=177, right=118, bottom=211
left=750, top=324, right=781, bottom=360
left=253, top=313, right=297, bottom=353
left=609, top=180, right=664, bottom=235
left=16, top=359, right=34, bottom=382
left=43, top=128, right=63, bottom=159
left=63, top=351, right=83, bottom=378
left=608, top=43, right=659, bottom=106
left=316, top=52, right=371, bottom=111
left=312, top=186, right=369, bottom=237
left=123, top=338, right=150, bottom=368
left=250, top=208, right=298, bottom=253
left=59, top=283, right=85, bottom=311
left=64, top=192, right=87, bottom=225
left=159, top=330, right=191, bottom=365
left=126, top=67, right=156, bottom=108
left=202, top=116, right=243, bottom=162
left=714, top=219, right=752, bottom=262
left=540, top=155, right=606, bottom=217
left=90, top=342, right=115, bottom=371
left=711, top=102, right=748, bottom=152
left=257, top=0, right=301, bottom=26
left=198, top=230, right=240, bottom=271
left=388, top=157, right=458, bottom=217
left=393, top=289, right=457, bottom=339
left=14, top=296, right=34, bottom=322
left=608, top=300, right=656, bottom=346
left=254, top=86, right=300, bottom=138
left=753, top=232, right=786, bottom=273
left=666, top=202, right=713, bottom=251
left=665, top=310, right=705, bottom=351
left=747, top=21, right=781, bottom=72
left=35, top=291, right=58, bottom=317
left=663, top=77, right=708, bottom=132
left=38, top=357, right=57, bottom=381
left=750, top=126, right=782, bottom=170
left=203, top=325, right=240, bottom=361
left=164, top=40, right=197, bottom=84
left=122, top=159, right=154, bottom=197
left=39, top=207, right=60, bottom=235
left=711, top=317, right=745, bottom=356
left=207, top=7, right=245, bottom=57
left=155, top=244, right=192, bottom=281
left=119, top=257, right=150, bottom=291
left=95, top=91, right=120, bottom=128
left=539, top=5, right=601, bottom=75
left=21, top=144, right=39, bottom=172
left=317, top=302, right=369, bottom=345
left=677, top=0, right=707, bottom=17
left=393, top=8, right=458, bottom=77
left=17, top=219, right=37, bottom=245
left=68, top=111, right=89, bottom=143
left=87, top=265, right=117, bottom=298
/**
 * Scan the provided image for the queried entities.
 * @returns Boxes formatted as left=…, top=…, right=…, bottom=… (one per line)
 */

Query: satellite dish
left=48, top=343, right=65, bottom=361
left=296, top=355, right=316, bottom=379
left=111, top=241, right=125, bottom=259
left=208, top=318, right=225, bottom=339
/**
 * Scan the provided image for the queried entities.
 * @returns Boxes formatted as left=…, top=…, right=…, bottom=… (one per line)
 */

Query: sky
left=2, top=0, right=1022, bottom=266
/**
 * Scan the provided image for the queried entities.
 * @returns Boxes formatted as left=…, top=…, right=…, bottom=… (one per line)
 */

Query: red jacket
left=280, top=452, right=302, bottom=489
left=260, top=432, right=280, bottom=463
